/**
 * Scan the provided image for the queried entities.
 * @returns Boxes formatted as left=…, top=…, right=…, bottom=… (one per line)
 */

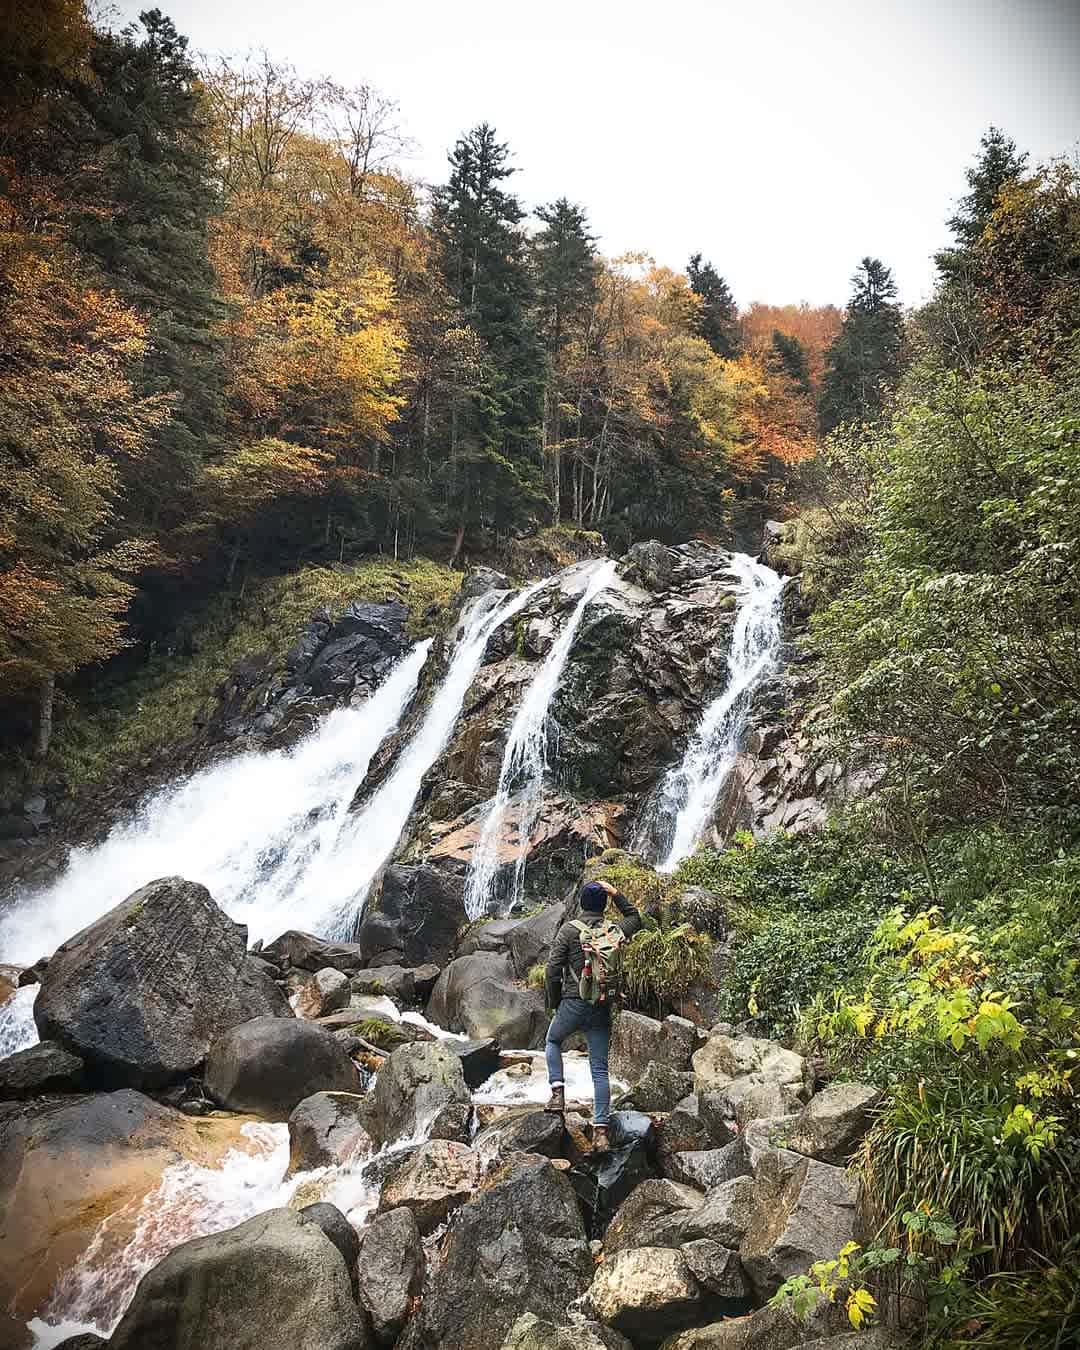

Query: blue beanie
left=579, top=881, right=608, bottom=913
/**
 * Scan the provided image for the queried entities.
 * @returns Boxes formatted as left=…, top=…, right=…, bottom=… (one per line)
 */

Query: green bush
left=621, top=922, right=713, bottom=1017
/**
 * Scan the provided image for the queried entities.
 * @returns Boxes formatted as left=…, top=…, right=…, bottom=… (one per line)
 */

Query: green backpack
left=572, top=918, right=628, bottom=1004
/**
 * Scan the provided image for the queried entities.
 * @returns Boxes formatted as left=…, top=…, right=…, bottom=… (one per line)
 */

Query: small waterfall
left=0, top=983, right=39, bottom=1056
left=464, top=559, right=617, bottom=919
left=309, top=577, right=554, bottom=939
left=641, top=552, right=786, bottom=872
left=0, top=642, right=431, bottom=966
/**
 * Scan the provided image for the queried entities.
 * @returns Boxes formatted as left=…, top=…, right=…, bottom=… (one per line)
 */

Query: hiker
left=543, top=878, right=647, bottom=1153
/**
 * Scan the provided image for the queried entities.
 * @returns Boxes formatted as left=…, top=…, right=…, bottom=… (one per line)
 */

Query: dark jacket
left=544, top=891, right=642, bottom=1009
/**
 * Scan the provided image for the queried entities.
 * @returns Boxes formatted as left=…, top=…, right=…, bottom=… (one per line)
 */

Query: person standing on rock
left=543, top=879, right=644, bottom=1153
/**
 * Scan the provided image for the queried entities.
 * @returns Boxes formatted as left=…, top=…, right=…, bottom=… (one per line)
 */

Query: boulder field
left=0, top=872, right=901, bottom=1350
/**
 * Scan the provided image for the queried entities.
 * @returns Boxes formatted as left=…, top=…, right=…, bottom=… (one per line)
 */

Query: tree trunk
left=34, top=672, right=55, bottom=769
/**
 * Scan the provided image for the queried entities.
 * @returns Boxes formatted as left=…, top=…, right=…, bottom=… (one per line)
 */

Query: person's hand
left=598, top=880, right=617, bottom=896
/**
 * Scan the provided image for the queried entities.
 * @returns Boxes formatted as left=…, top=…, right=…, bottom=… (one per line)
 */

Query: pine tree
left=771, top=330, right=812, bottom=395
left=532, top=199, right=597, bottom=519
left=73, top=9, right=226, bottom=529
left=818, top=257, right=903, bottom=433
left=687, top=253, right=740, bottom=358
left=943, top=127, right=1029, bottom=255
left=431, top=123, right=544, bottom=553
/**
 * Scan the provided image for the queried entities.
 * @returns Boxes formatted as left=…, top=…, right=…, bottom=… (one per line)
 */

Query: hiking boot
left=544, top=1086, right=565, bottom=1114
left=592, top=1124, right=611, bottom=1154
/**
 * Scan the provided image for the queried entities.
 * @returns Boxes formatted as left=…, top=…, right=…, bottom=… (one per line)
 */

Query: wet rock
left=356, top=1207, right=424, bottom=1346
left=476, top=1108, right=566, bottom=1163
left=358, top=864, right=466, bottom=968
left=367, top=1040, right=469, bottom=1148
left=206, top=1016, right=360, bottom=1120
left=604, top=1179, right=706, bottom=1256
left=587, top=1246, right=703, bottom=1344
left=263, top=930, right=369, bottom=975
left=0, top=1041, right=84, bottom=1099
left=460, top=566, right=511, bottom=600
left=426, top=952, right=547, bottom=1048
left=288, top=1091, right=374, bottom=1175
left=379, top=1138, right=480, bottom=1232
left=108, top=1207, right=372, bottom=1350
left=0, top=1089, right=257, bottom=1323
left=33, top=876, right=292, bottom=1089
left=569, top=1134, right=655, bottom=1238
left=52, top=1336, right=107, bottom=1349
left=457, top=917, right=522, bottom=956
left=449, top=1036, right=501, bottom=1089
left=293, top=967, right=351, bottom=1019
left=401, top=1158, right=592, bottom=1349
left=663, top=1140, right=750, bottom=1190
left=502, top=1312, right=633, bottom=1349
left=740, top=1151, right=860, bottom=1300
left=785, top=1082, right=881, bottom=1166
left=621, top=539, right=676, bottom=592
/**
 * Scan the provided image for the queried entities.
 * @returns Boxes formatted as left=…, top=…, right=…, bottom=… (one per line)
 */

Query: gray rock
left=506, top=905, right=565, bottom=977
left=610, top=1010, right=700, bottom=1080
left=426, top=952, right=547, bottom=1048
left=586, top=1245, right=703, bottom=1343
left=298, top=1202, right=360, bottom=1285
left=627, top=1063, right=697, bottom=1114
left=740, top=1151, right=860, bottom=1300
left=740, top=1116, right=802, bottom=1176
left=728, top=1079, right=803, bottom=1128
left=34, top=877, right=292, bottom=1088
left=350, top=964, right=440, bottom=1003
left=476, top=1109, right=566, bottom=1163
left=663, top=1140, right=750, bottom=1190
left=293, top=967, right=351, bottom=1019
left=108, top=1207, right=372, bottom=1350
left=428, top=1099, right=473, bottom=1142
left=379, top=1138, right=480, bottom=1232
left=206, top=1016, right=360, bottom=1120
left=680, top=1175, right=757, bottom=1248
left=263, top=930, right=368, bottom=974
left=356, top=1207, right=424, bottom=1346
left=679, top=1240, right=750, bottom=1300
left=604, top=1179, right=705, bottom=1256
left=367, top=1040, right=469, bottom=1148
left=658, top=1299, right=894, bottom=1349
left=53, top=1336, right=107, bottom=1349
left=501, top=1312, right=633, bottom=1349
left=402, top=1158, right=592, bottom=1349
left=659, top=1093, right=735, bottom=1164
left=0, top=1040, right=84, bottom=1099
left=786, top=1082, right=882, bottom=1166
left=448, top=1036, right=501, bottom=1088
left=288, top=1091, right=374, bottom=1174
left=692, top=1034, right=811, bottom=1100
left=358, top=864, right=466, bottom=968
left=460, top=566, right=511, bottom=600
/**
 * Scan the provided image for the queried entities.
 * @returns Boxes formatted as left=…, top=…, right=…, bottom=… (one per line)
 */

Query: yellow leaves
left=846, top=1287, right=877, bottom=1329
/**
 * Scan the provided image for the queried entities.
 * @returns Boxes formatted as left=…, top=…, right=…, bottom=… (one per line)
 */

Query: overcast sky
left=115, top=0, right=1080, bottom=308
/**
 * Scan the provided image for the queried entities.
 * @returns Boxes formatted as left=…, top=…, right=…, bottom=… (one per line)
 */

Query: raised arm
left=600, top=880, right=644, bottom=938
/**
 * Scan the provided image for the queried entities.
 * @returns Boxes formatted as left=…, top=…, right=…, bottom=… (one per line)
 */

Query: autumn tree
left=687, top=253, right=740, bottom=358
left=818, top=257, right=903, bottom=432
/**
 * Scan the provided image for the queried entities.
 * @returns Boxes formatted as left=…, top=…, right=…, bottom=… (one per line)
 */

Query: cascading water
left=464, top=559, right=617, bottom=919
left=0, top=982, right=39, bottom=1056
left=307, top=577, right=553, bottom=939
left=639, top=552, right=786, bottom=872
left=0, top=641, right=431, bottom=976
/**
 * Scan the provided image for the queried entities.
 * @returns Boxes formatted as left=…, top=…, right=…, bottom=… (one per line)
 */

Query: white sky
left=115, top=0, right=1080, bottom=308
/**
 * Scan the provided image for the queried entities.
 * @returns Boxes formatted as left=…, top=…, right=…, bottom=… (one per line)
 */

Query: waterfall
left=0, top=641, right=431, bottom=970
left=308, top=577, right=554, bottom=939
left=464, top=559, right=617, bottom=919
left=642, top=552, right=786, bottom=872
left=0, top=983, right=39, bottom=1056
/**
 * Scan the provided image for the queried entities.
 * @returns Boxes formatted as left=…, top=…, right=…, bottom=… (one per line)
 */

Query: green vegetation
left=46, top=557, right=459, bottom=791
left=621, top=922, right=713, bottom=1017
left=352, top=1018, right=409, bottom=1050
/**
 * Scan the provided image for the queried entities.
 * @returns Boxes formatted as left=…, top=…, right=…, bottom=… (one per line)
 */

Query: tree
left=818, top=257, right=903, bottom=433
left=531, top=198, right=597, bottom=519
left=73, top=9, right=226, bottom=529
left=687, top=253, right=740, bottom=358
left=939, top=127, right=1029, bottom=260
left=772, top=330, right=812, bottom=394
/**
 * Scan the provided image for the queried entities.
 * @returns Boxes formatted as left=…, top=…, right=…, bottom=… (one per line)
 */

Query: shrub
left=621, top=921, right=713, bottom=1017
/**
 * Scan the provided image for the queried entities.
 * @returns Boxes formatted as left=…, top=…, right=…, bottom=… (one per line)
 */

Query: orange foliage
left=739, top=301, right=843, bottom=389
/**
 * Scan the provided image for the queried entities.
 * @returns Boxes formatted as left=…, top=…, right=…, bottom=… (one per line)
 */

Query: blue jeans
left=545, top=997, right=612, bottom=1125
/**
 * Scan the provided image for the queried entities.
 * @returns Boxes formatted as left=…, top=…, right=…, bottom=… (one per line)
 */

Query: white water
left=0, top=983, right=39, bottom=1055
left=0, top=642, right=430, bottom=970
left=308, top=578, right=553, bottom=939
left=645, top=552, right=786, bottom=872
left=464, top=560, right=617, bottom=919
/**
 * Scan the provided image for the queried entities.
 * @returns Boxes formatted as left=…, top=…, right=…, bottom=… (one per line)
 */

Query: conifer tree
left=771, top=330, right=812, bottom=395
left=940, top=127, right=1029, bottom=261
left=818, top=257, right=903, bottom=433
left=687, top=253, right=740, bottom=358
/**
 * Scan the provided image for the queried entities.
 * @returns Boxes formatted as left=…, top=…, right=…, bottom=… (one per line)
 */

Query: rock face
left=356, top=1207, right=424, bottom=1346
left=785, top=1082, right=881, bottom=1166
left=358, top=864, right=466, bottom=968
left=107, top=1207, right=372, bottom=1350
left=402, top=1158, right=592, bottom=1350
left=426, top=952, right=547, bottom=1048
left=205, top=1016, right=360, bottom=1120
left=587, top=1246, right=703, bottom=1344
left=288, top=1091, right=374, bottom=1174
left=0, top=1040, right=84, bottom=1099
left=367, top=1040, right=469, bottom=1148
left=33, top=877, right=291, bottom=1088
left=611, top=1012, right=700, bottom=1081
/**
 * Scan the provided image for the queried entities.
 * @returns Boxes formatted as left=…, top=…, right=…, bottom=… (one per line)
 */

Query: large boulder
left=502, top=1312, right=633, bottom=1349
left=785, top=1083, right=881, bottom=1166
left=679, top=1240, right=750, bottom=1301
left=379, top=1138, right=480, bottom=1233
left=610, top=1012, right=701, bottom=1081
left=107, top=1207, right=372, bottom=1350
left=358, top=864, right=466, bottom=968
left=625, top=1062, right=697, bottom=1113
left=568, top=1134, right=655, bottom=1238
left=658, top=1093, right=734, bottom=1164
left=426, top=953, right=547, bottom=1048
left=350, top=964, right=441, bottom=1004
left=448, top=1036, right=501, bottom=1089
left=679, top=1175, right=757, bottom=1248
left=506, top=905, right=565, bottom=977
left=586, top=1246, right=703, bottom=1344
left=658, top=1301, right=895, bottom=1349
left=692, top=1034, right=812, bottom=1101
left=401, top=1158, right=592, bottom=1349
left=604, top=1179, right=706, bottom=1256
left=739, top=1151, right=860, bottom=1300
left=356, top=1207, right=424, bottom=1346
left=288, top=1091, right=374, bottom=1175
left=0, top=1090, right=257, bottom=1325
left=663, top=1140, right=749, bottom=1191
left=262, top=931, right=368, bottom=975
left=292, top=967, right=351, bottom=1019
left=474, top=1108, right=566, bottom=1163
left=33, top=877, right=291, bottom=1088
left=367, top=1040, right=469, bottom=1148
left=206, top=1016, right=360, bottom=1120
left=0, top=1041, right=84, bottom=1099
